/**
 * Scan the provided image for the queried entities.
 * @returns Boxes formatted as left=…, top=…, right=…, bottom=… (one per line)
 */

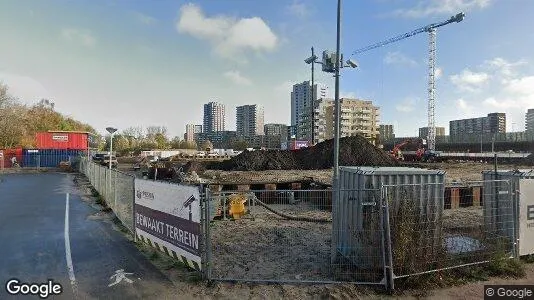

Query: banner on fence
left=520, top=179, right=534, bottom=256
left=134, top=179, right=201, bottom=270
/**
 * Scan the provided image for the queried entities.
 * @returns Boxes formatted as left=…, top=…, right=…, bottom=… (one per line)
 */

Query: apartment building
left=185, top=124, right=202, bottom=142
left=291, top=81, right=327, bottom=137
left=236, top=105, right=264, bottom=137
left=419, top=126, right=445, bottom=139
left=379, top=124, right=395, bottom=142
left=526, top=109, right=534, bottom=139
left=449, top=113, right=506, bottom=143
left=203, top=102, right=226, bottom=133
left=302, top=98, right=380, bottom=145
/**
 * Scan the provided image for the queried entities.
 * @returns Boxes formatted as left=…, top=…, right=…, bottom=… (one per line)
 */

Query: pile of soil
left=210, top=135, right=398, bottom=171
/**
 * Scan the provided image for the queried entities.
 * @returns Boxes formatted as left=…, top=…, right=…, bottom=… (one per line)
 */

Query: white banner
left=134, top=179, right=201, bottom=269
left=519, top=179, right=534, bottom=256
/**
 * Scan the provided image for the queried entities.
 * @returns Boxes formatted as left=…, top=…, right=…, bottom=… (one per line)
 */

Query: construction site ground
left=118, top=160, right=533, bottom=185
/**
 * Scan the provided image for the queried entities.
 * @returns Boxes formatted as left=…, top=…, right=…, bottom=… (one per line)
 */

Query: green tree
left=170, top=136, right=181, bottom=149
left=232, top=140, right=250, bottom=151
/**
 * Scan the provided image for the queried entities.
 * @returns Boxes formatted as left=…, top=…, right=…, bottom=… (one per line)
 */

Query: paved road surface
left=0, top=173, right=174, bottom=299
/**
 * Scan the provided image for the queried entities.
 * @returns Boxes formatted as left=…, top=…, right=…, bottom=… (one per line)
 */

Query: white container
left=334, top=166, right=445, bottom=270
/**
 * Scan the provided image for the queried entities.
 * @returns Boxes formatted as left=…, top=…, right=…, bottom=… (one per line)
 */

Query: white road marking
left=65, top=193, right=78, bottom=293
left=108, top=269, right=134, bottom=287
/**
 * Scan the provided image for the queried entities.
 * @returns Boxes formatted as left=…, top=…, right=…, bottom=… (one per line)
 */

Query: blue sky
left=1, top=0, right=533, bottom=137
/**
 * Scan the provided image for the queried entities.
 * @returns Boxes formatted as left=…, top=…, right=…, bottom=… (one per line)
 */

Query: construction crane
left=352, top=12, right=465, bottom=151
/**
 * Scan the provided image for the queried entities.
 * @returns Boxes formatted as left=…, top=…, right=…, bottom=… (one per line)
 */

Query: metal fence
left=203, top=180, right=517, bottom=289
left=203, top=188, right=390, bottom=286
left=79, top=157, right=136, bottom=234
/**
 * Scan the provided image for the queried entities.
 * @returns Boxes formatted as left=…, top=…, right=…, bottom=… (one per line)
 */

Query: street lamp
left=106, top=127, right=118, bottom=169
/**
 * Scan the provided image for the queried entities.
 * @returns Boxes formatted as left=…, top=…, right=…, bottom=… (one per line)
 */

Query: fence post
left=382, top=185, right=395, bottom=292
left=205, top=186, right=212, bottom=280
left=132, top=175, right=137, bottom=242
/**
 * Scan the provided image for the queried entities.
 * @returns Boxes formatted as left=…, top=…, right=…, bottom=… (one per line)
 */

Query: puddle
left=444, top=236, right=484, bottom=254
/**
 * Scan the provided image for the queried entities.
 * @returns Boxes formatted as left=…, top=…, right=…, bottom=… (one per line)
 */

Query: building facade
left=449, top=113, right=506, bottom=143
left=203, top=102, right=225, bottom=133
left=303, top=98, right=380, bottom=144
left=236, top=105, right=264, bottom=137
left=194, top=131, right=237, bottom=149
left=419, top=126, right=445, bottom=140
left=291, top=81, right=327, bottom=138
left=379, top=124, right=395, bottom=142
left=264, top=123, right=288, bottom=137
left=185, top=124, right=202, bottom=142
left=526, top=109, right=534, bottom=139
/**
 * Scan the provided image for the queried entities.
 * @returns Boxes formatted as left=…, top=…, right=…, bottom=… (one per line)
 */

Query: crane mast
left=351, top=12, right=465, bottom=151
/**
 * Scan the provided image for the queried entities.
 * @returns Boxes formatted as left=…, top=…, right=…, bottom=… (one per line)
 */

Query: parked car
left=92, top=153, right=105, bottom=163
left=100, top=155, right=118, bottom=168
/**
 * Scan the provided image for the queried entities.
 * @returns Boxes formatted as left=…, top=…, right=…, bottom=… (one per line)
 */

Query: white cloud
left=223, top=70, right=252, bottom=86
left=455, top=98, right=476, bottom=117
left=0, top=72, right=51, bottom=103
left=483, top=57, right=528, bottom=78
left=60, top=28, right=96, bottom=47
left=383, top=51, right=417, bottom=67
left=134, top=12, right=156, bottom=25
left=176, top=3, right=278, bottom=61
left=449, top=69, right=489, bottom=92
left=395, top=97, right=417, bottom=112
left=391, top=0, right=491, bottom=18
left=435, top=67, right=443, bottom=79
left=287, top=1, right=310, bottom=19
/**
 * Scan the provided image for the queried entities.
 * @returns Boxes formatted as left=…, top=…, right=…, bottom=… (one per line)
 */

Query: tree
left=178, top=140, right=197, bottom=149
left=170, top=136, right=181, bottom=149
left=201, top=140, right=213, bottom=151
left=232, top=140, right=250, bottom=151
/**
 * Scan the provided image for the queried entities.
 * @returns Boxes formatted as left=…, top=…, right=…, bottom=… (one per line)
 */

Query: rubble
left=210, top=135, right=398, bottom=171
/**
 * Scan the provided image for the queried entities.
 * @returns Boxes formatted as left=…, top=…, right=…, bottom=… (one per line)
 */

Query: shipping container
left=0, top=148, right=23, bottom=168
left=482, top=169, right=534, bottom=256
left=36, top=131, right=92, bottom=150
left=22, top=149, right=84, bottom=168
left=334, top=166, right=445, bottom=271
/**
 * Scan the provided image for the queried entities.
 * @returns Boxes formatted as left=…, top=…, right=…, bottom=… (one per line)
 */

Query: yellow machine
left=228, top=194, right=247, bottom=219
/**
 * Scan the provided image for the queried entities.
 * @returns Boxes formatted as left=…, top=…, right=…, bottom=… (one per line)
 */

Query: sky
left=1, top=0, right=533, bottom=138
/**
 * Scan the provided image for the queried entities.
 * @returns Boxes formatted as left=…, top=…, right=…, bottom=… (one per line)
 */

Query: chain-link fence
left=383, top=180, right=515, bottom=285
left=79, top=157, right=135, bottom=234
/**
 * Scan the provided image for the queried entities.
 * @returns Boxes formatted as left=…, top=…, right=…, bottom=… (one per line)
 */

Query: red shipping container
left=0, top=148, right=23, bottom=168
left=36, top=131, right=90, bottom=150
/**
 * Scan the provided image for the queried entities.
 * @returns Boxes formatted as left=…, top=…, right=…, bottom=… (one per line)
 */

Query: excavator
left=390, top=139, right=439, bottom=162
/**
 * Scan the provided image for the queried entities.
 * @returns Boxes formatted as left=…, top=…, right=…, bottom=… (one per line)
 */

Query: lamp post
left=106, top=127, right=118, bottom=169
left=305, top=47, right=321, bottom=145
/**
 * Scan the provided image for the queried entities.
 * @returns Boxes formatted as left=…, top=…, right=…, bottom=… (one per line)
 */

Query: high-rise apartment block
left=185, top=124, right=202, bottom=142
left=236, top=105, right=264, bottom=137
left=302, top=98, right=380, bottom=144
left=449, top=113, right=506, bottom=142
left=526, top=109, right=534, bottom=139
left=203, top=102, right=225, bottom=133
left=264, top=123, right=288, bottom=136
left=291, top=81, right=327, bottom=139
left=419, top=127, right=445, bottom=139
left=379, top=124, right=395, bottom=142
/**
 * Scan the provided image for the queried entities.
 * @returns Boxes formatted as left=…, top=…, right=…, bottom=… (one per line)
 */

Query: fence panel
left=204, top=188, right=385, bottom=284
left=383, top=180, right=514, bottom=281
left=78, top=157, right=135, bottom=234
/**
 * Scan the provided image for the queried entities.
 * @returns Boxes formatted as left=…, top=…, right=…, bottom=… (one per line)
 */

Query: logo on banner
left=136, top=190, right=155, bottom=200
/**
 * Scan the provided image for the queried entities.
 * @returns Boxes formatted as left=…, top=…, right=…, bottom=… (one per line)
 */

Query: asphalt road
left=0, top=173, right=175, bottom=299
